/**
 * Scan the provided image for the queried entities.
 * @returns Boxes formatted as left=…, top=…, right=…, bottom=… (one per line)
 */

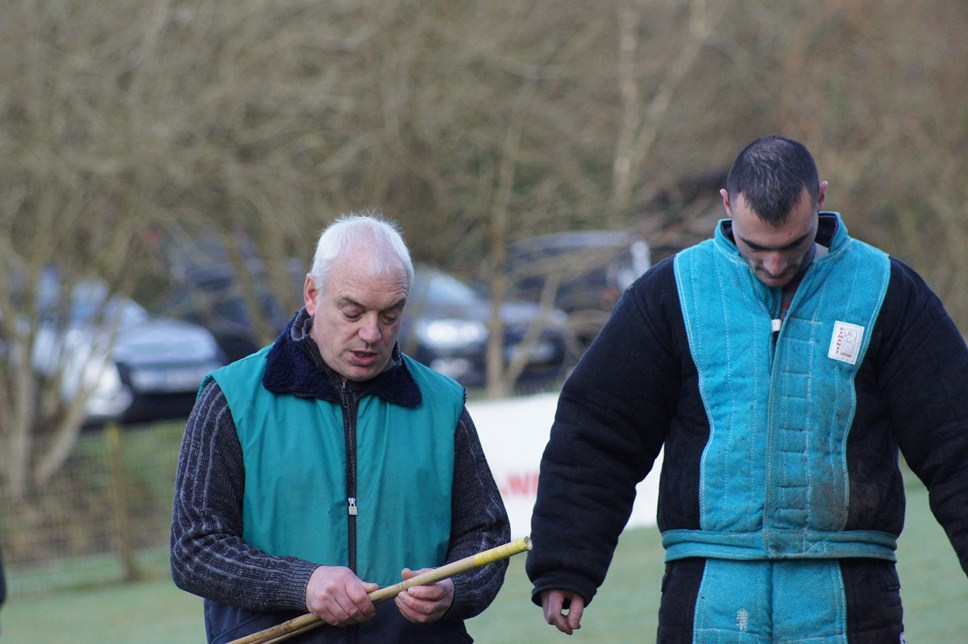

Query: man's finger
left=542, top=590, right=583, bottom=635
left=565, top=595, right=584, bottom=632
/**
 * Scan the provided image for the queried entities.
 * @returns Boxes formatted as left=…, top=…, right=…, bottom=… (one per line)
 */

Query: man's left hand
left=393, top=567, right=455, bottom=623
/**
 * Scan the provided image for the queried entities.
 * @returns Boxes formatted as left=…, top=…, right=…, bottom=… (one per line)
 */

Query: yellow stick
left=229, top=537, right=532, bottom=644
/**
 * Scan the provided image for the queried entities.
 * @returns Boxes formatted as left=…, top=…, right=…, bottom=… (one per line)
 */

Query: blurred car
left=28, top=275, right=226, bottom=427
left=503, top=230, right=652, bottom=347
left=400, top=264, right=574, bottom=388
left=164, top=256, right=573, bottom=389
left=165, top=259, right=298, bottom=363
left=161, top=232, right=303, bottom=362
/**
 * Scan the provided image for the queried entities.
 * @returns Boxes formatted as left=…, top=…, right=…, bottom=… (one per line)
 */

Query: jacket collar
left=718, top=211, right=844, bottom=254
left=261, top=308, right=422, bottom=408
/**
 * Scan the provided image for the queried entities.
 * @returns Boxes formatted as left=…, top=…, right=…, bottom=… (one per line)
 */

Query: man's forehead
left=732, top=185, right=816, bottom=218
left=731, top=203, right=817, bottom=251
left=327, top=253, right=408, bottom=287
left=330, top=271, right=409, bottom=307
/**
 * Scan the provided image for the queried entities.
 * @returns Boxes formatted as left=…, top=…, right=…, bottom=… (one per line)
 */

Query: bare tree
left=2, top=0, right=965, bottom=494
left=0, top=1, right=168, bottom=497
left=773, top=0, right=968, bottom=325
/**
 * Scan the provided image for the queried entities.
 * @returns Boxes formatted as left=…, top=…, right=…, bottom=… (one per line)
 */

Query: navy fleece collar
left=261, top=308, right=422, bottom=408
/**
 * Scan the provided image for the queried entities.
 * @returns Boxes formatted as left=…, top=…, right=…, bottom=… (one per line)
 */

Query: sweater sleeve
left=443, top=407, right=512, bottom=621
left=877, top=259, right=968, bottom=575
left=526, top=258, right=683, bottom=605
left=169, top=380, right=318, bottom=611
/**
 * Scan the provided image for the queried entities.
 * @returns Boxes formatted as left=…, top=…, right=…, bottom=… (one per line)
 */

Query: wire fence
left=0, top=421, right=185, bottom=596
left=0, top=385, right=560, bottom=599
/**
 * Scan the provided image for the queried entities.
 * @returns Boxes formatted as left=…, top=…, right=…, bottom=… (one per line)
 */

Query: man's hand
left=305, top=566, right=379, bottom=626
left=541, top=589, right=585, bottom=635
left=394, top=567, right=455, bottom=623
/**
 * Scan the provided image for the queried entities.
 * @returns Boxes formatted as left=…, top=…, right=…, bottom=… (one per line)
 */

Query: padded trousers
left=657, top=558, right=905, bottom=643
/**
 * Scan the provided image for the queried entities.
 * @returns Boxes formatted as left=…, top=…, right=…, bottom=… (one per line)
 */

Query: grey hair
left=309, top=212, right=414, bottom=292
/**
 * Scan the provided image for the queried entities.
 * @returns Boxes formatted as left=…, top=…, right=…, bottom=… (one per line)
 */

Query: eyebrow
left=337, top=295, right=407, bottom=313
left=738, top=232, right=812, bottom=252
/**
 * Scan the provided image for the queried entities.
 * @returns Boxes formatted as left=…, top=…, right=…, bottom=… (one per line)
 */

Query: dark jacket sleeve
left=169, top=380, right=318, bottom=611
left=444, top=407, right=512, bottom=621
left=526, top=258, right=684, bottom=605
left=876, top=259, right=968, bottom=575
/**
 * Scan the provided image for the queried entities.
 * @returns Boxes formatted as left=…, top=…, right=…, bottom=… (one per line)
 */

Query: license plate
left=131, top=365, right=212, bottom=392
left=505, top=340, right=556, bottom=364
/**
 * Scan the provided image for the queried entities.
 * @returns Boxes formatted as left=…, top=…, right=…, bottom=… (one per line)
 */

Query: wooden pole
left=105, top=421, right=139, bottom=582
left=230, top=537, right=532, bottom=644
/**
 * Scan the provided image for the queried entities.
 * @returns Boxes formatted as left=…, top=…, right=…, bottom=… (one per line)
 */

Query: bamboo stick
left=229, top=537, right=532, bottom=644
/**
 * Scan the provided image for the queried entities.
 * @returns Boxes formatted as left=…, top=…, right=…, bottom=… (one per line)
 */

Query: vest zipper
left=341, top=380, right=358, bottom=575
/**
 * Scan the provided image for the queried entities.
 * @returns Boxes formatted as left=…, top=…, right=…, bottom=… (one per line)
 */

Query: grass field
left=3, top=475, right=967, bottom=643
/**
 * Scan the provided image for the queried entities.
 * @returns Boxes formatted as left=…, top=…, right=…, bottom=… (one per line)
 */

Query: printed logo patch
left=828, top=321, right=864, bottom=365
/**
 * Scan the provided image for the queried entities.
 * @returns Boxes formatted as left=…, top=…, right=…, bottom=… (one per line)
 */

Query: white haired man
left=171, top=214, right=510, bottom=643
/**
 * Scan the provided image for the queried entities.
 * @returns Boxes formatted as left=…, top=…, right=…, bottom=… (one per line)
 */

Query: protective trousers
left=657, top=558, right=905, bottom=643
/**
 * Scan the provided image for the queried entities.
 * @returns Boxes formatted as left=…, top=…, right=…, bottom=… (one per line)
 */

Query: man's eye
left=343, top=310, right=362, bottom=320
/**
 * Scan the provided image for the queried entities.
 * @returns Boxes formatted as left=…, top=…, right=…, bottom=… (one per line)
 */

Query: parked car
left=160, top=231, right=303, bottom=363
left=165, top=259, right=298, bottom=363
left=27, top=274, right=226, bottom=427
left=503, top=230, right=652, bottom=347
left=400, top=264, right=575, bottom=389
left=164, top=256, right=573, bottom=390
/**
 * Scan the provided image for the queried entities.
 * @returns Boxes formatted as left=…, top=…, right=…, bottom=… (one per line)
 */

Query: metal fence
left=0, top=421, right=184, bottom=596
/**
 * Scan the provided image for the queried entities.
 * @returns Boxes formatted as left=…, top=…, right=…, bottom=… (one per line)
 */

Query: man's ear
left=720, top=188, right=732, bottom=217
left=304, top=273, right=319, bottom=314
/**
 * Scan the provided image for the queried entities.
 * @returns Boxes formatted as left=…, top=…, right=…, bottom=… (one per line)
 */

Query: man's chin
left=342, top=358, right=388, bottom=382
left=755, top=273, right=794, bottom=288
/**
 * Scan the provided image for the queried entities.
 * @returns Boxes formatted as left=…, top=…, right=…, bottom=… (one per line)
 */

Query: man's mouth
left=350, top=349, right=378, bottom=363
left=757, top=266, right=794, bottom=284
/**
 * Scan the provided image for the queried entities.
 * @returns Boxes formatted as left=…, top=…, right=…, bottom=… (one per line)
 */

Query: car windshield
left=68, top=283, right=148, bottom=328
left=36, top=272, right=149, bottom=329
left=419, top=270, right=481, bottom=308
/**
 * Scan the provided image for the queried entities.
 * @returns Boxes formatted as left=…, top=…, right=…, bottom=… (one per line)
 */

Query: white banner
left=468, top=392, right=662, bottom=538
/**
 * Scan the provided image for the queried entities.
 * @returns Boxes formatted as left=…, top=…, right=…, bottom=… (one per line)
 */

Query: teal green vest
left=665, top=214, right=895, bottom=561
left=209, top=350, right=464, bottom=586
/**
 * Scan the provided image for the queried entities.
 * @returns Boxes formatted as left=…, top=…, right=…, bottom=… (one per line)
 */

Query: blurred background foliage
left=1, top=0, right=966, bottom=492
left=3, top=0, right=965, bottom=303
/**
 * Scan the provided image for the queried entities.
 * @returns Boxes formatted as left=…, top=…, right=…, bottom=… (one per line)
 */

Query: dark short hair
left=725, top=135, right=820, bottom=224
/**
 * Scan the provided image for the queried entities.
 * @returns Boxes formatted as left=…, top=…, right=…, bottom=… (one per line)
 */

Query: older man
left=171, top=214, right=510, bottom=643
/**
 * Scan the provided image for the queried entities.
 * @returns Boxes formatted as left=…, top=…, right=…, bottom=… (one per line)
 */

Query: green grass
left=3, top=476, right=967, bottom=643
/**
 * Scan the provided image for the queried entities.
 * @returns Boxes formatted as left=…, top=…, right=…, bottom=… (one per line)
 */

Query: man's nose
left=762, top=253, right=787, bottom=277
left=359, top=317, right=381, bottom=344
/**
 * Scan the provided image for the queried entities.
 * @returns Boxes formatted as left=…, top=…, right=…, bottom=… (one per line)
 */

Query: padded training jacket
left=528, top=213, right=968, bottom=607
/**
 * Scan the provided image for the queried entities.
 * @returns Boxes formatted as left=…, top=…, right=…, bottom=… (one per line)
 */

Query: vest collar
left=261, top=308, right=422, bottom=408
left=717, top=211, right=846, bottom=256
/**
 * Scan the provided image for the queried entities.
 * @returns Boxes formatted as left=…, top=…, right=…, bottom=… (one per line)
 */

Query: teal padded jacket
left=528, top=213, right=968, bottom=607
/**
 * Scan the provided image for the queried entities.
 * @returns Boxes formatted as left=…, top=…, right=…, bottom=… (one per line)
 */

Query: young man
left=171, top=214, right=510, bottom=643
left=527, top=135, right=968, bottom=642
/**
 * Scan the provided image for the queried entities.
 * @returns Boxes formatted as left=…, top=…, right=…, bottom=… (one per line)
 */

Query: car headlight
left=82, top=362, right=134, bottom=420
left=414, top=318, right=487, bottom=350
